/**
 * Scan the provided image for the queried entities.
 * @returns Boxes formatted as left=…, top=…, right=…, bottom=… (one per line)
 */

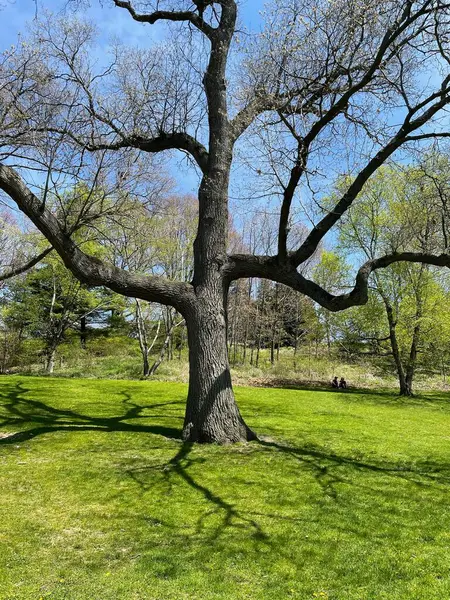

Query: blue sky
left=0, top=0, right=263, bottom=47
left=2, top=1, right=170, bottom=48
left=0, top=0, right=266, bottom=203
left=3, top=1, right=447, bottom=250
left=1, top=0, right=267, bottom=199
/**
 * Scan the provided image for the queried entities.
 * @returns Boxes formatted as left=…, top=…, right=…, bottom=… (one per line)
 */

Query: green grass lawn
left=0, top=377, right=450, bottom=599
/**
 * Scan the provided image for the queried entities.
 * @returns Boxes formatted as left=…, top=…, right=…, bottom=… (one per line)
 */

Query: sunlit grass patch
left=0, top=376, right=450, bottom=599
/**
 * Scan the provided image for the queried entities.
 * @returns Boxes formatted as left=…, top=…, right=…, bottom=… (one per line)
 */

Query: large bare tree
left=1, top=0, right=450, bottom=442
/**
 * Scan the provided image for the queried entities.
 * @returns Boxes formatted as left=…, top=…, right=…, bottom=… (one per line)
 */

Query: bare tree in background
left=106, top=194, right=194, bottom=375
left=1, top=0, right=450, bottom=442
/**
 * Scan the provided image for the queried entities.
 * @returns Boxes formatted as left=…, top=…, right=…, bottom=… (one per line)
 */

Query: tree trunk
left=250, top=302, right=258, bottom=366
left=181, top=10, right=254, bottom=443
left=142, top=353, right=150, bottom=377
left=242, top=314, right=249, bottom=364
left=80, top=315, right=87, bottom=349
left=243, top=277, right=253, bottom=364
left=1, top=330, right=8, bottom=373
left=182, top=291, right=256, bottom=443
left=164, top=307, right=175, bottom=361
left=148, top=326, right=171, bottom=375
left=178, top=326, right=184, bottom=361
left=400, top=378, right=413, bottom=396
left=404, top=309, right=422, bottom=397
left=382, top=298, right=408, bottom=395
left=270, top=282, right=279, bottom=365
left=46, top=346, right=56, bottom=374
left=135, top=299, right=151, bottom=377
left=326, top=318, right=331, bottom=354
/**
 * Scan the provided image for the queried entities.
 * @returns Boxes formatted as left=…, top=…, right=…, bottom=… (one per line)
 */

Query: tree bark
left=1, top=330, right=8, bottom=374
left=46, top=346, right=56, bottom=374
left=135, top=299, right=151, bottom=376
left=180, top=3, right=256, bottom=444
left=270, top=282, right=279, bottom=364
left=382, top=297, right=409, bottom=395
left=80, top=315, right=87, bottom=349
left=403, top=305, right=422, bottom=397
left=242, top=277, right=252, bottom=364
left=255, top=282, right=266, bottom=368
left=182, top=290, right=256, bottom=443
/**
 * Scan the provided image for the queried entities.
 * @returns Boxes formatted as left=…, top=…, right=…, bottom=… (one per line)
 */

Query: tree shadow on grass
left=0, top=381, right=273, bottom=548
left=0, top=381, right=184, bottom=445
left=122, top=432, right=450, bottom=553
left=115, top=433, right=450, bottom=565
left=124, top=441, right=271, bottom=546
left=2, top=380, right=450, bottom=550
left=256, top=437, right=450, bottom=499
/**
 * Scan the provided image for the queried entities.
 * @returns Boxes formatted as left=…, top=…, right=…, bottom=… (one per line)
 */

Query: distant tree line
left=1, top=158, right=449, bottom=396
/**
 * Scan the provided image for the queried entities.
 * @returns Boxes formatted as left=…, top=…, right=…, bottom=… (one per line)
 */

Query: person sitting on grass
left=332, top=376, right=339, bottom=389
left=339, top=377, right=347, bottom=389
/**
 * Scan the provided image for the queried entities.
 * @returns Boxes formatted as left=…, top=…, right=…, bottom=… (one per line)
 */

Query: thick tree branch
left=0, top=247, right=53, bottom=282
left=225, top=250, right=450, bottom=312
left=39, top=129, right=210, bottom=174
left=277, top=139, right=308, bottom=260
left=113, top=0, right=215, bottom=37
left=291, top=81, right=450, bottom=267
left=0, top=163, right=194, bottom=312
left=230, top=94, right=278, bottom=140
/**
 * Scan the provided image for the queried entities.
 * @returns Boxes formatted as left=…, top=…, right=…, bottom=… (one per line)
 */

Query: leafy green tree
left=336, top=165, right=450, bottom=394
left=313, top=251, right=351, bottom=353
left=332, top=293, right=388, bottom=359
left=5, top=253, right=110, bottom=373
left=102, top=194, right=194, bottom=376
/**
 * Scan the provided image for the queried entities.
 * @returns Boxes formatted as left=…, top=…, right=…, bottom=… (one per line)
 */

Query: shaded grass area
left=0, top=377, right=450, bottom=599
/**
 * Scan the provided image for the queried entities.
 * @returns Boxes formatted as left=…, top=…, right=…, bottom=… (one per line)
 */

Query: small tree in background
left=336, top=164, right=450, bottom=394
left=5, top=253, right=109, bottom=372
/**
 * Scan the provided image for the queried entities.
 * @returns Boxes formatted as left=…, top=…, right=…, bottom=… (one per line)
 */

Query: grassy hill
left=1, top=377, right=450, bottom=599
